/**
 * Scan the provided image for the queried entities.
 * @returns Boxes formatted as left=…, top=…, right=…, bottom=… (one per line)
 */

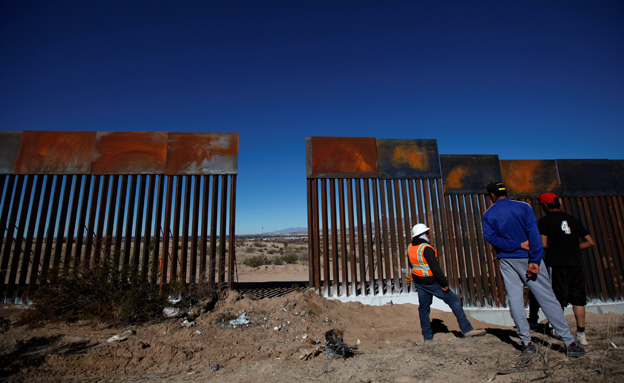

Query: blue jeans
left=415, top=282, right=474, bottom=340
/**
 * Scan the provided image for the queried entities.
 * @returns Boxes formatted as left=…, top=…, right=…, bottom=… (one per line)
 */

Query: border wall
left=306, top=136, right=624, bottom=308
left=0, top=131, right=238, bottom=303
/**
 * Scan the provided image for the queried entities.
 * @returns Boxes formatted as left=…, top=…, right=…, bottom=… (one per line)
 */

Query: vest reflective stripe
left=408, top=243, right=438, bottom=277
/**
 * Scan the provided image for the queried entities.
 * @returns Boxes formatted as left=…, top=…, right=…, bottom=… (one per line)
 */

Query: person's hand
left=526, top=263, right=539, bottom=279
left=442, top=286, right=449, bottom=292
left=521, top=240, right=530, bottom=251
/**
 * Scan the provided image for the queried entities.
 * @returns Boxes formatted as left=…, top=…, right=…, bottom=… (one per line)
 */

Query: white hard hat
left=411, top=223, right=430, bottom=238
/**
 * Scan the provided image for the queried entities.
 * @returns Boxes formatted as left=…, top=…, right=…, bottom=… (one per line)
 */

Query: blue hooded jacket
left=482, top=198, right=543, bottom=264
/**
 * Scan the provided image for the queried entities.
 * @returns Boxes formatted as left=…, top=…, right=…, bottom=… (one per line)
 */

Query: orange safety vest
left=408, top=243, right=438, bottom=277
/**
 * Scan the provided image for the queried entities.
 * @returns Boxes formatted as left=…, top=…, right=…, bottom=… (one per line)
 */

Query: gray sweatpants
left=498, top=258, right=574, bottom=345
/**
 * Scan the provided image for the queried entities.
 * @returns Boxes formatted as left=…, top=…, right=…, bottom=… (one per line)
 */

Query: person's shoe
left=576, top=331, right=589, bottom=346
left=566, top=341, right=586, bottom=357
left=528, top=320, right=539, bottom=330
left=464, top=329, right=486, bottom=337
left=522, top=341, right=537, bottom=355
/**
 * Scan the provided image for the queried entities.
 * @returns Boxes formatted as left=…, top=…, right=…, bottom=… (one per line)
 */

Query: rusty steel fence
left=0, top=131, right=238, bottom=303
left=307, top=137, right=624, bottom=308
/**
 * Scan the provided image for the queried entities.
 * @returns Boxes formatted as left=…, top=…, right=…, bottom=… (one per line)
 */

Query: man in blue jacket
left=482, top=182, right=585, bottom=357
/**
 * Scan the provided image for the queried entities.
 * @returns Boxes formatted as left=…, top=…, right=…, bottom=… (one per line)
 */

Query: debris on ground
left=107, top=329, right=136, bottom=343
left=323, top=329, right=355, bottom=359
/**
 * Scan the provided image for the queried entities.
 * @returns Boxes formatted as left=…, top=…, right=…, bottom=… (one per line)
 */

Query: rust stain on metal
left=441, top=155, right=501, bottom=195
left=394, top=146, right=427, bottom=169
left=0, top=131, right=22, bottom=174
left=500, top=160, right=560, bottom=198
left=92, top=132, right=167, bottom=174
left=307, top=137, right=378, bottom=178
left=166, top=133, right=238, bottom=175
left=376, top=139, right=440, bottom=179
left=444, top=165, right=472, bottom=190
left=15, top=131, right=96, bottom=174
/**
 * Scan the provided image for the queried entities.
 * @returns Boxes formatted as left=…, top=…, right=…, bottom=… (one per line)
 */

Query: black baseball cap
left=486, top=182, right=506, bottom=195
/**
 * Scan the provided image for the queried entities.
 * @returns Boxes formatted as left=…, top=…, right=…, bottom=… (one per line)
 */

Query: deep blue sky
left=2, top=1, right=623, bottom=234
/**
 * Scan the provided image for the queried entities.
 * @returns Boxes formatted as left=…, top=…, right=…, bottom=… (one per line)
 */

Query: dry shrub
left=23, top=258, right=171, bottom=326
left=274, top=253, right=299, bottom=265
left=243, top=255, right=271, bottom=267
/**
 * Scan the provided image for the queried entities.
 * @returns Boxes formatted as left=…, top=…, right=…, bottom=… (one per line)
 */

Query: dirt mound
left=1, top=290, right=623, bottom=382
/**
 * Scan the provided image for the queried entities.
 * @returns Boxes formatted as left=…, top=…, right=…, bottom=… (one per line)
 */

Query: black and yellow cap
left=486, top=182, right=506, bottom=195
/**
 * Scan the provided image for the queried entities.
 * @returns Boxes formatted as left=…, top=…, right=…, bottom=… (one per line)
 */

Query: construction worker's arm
left=580, top=234, right=595, bottom=250
left=423, top=248, right=449, bottom=290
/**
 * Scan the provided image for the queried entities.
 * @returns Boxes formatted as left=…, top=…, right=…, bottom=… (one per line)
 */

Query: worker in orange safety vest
left=408, top=223, right=486, bottom=341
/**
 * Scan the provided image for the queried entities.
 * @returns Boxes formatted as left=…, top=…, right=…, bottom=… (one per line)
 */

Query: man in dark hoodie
left=408, top=223, right=486, bottom=341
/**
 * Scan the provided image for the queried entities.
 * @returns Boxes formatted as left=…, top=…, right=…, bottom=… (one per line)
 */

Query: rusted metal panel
left=0, top=131, right=22, bottom=174
left=441, top=155, right=502, bottom=195
left=376, top=139, right=441, bottom=179
left=500, top=160, right=561, bottom=198
left=15, top=131, right=96, bottom=174
left=306, top=137, right=379, bottom=178
left=166, top=133, right=238, bottom=175
left=92, top=132, right=167, bottom=175
left=557, top=159, right=616, bottom=196
left=612, top=160, right=624, bottom=195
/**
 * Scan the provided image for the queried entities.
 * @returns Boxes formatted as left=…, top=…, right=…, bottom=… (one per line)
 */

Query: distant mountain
left=265, top=227, right=307, bottom=234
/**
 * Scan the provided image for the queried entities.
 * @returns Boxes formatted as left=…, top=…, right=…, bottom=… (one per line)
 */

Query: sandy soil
left=1, top=241, right=623, bottom=382
left=1, top=287, right=623, bottom=383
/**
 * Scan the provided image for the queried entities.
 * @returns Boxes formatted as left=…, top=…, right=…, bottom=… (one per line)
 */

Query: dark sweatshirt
left=409, top=237, right=449, bottom=288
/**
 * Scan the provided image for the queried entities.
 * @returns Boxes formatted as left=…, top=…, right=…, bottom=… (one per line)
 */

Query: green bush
left=276, top=253, right=299, bottom=265
left=242, top=255, right=271, bottom=268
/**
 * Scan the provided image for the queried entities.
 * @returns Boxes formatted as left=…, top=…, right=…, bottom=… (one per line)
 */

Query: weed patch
left=23, top=259, right=173, bottom=326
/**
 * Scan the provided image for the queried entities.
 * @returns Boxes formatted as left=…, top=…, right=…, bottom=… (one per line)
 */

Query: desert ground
left=1, top=239, right=623, bottom=383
